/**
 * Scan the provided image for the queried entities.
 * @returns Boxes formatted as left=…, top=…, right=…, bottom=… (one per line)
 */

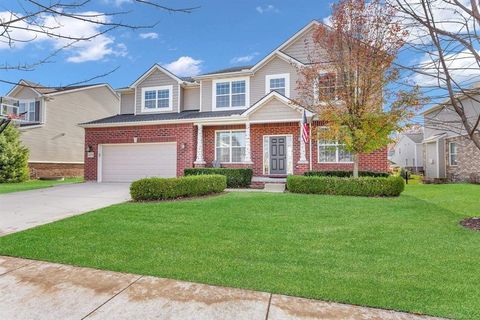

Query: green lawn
left=0, top=184, right=479, bottom=319
left=0, top=177, right=83, bottom=194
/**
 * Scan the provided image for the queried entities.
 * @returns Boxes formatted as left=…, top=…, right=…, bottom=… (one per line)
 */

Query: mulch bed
left=460, top=217, right=480, bottom=231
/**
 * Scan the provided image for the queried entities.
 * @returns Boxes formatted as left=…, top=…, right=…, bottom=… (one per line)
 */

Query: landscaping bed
left=0, top=184, right=479, bottom=319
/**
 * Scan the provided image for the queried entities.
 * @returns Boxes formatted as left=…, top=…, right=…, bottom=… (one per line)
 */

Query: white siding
left=251, top=56, right=299, bottom=103
left=281, top=27, right=320, bottom=63
left=200, top=79, right=213, bottom=111
left=183, top=87, right=200, bottom=111
left=249, top=98, right=301, bottom=122
left=120, top=91, right=134, bottom=114
left=19, top=86, right=119, bottom=163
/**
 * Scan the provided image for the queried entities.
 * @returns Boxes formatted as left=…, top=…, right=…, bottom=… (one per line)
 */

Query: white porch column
left=244, top=122, right=253, bottom=163
left=194, top=124, right=206, bottom=165
left=298, top=121, right=308, bottom=164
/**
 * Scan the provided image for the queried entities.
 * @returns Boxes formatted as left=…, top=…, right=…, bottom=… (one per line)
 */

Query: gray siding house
left=2, top=81, right=119, bottom=177
left=423, top=95, right=480, bottom=182
left=389, top=132, right=424, bottom=172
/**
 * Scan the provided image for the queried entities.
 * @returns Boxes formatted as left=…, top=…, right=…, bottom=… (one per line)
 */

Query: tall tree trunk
left=353, top=153, right=359, bottom=178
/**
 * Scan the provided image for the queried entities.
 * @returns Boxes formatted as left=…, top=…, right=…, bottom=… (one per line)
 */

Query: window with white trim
left=266, top=73, right=290, bottom=97
left=213, top=78, right=248, bottom=109
left=18, top=100, right=39, bottom=122
left=215, top=130, right=246, bottom=163
left=449, top=142, right=458, bottom=165
left=317, top=130, right=352, bottom=163
left=142, top=86, right=172, bottom=111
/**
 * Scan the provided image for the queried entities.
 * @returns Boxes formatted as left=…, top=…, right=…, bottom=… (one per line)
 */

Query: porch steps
left=263, top=183, right=286, bottom=193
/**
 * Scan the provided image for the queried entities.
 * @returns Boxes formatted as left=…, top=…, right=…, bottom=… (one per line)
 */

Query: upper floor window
left=213, top=78, right=249, bottom=110
left=315, top=72, right=337, bottom=101
left=449, top=142, right=458, bottom=166
left=266, top=73, right=290, bottom=97
left=141, top=85, right=173, bottom=112
left=19, top=100, right=40, bottom=122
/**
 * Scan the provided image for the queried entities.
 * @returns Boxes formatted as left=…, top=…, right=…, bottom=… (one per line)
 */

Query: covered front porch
left=192, top=92, right=314, bottom=177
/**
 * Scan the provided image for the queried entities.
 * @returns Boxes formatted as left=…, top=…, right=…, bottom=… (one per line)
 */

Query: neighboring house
left=389, top=131, right=424, bottom=173
left=423, top=94, right=480, bottom=182
left=80, top=20, right=388, bottom=183
left=2, top=80, right=119, bottom=177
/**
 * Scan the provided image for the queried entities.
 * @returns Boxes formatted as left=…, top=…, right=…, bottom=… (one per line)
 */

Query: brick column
left=194, top=124, right=206, bottom=167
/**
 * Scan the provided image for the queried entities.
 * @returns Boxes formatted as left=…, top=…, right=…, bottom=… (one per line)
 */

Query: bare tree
left=0, top=0, right=198, bottom=90
left=391, top=0, right=480, bottom=150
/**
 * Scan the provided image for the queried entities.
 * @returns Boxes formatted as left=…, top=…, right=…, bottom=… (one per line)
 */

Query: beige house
left=423, top=94, right=480, bottom=182
left=2, top=80, right=119, bottom=177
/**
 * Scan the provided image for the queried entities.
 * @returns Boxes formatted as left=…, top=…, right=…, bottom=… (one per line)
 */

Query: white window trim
left=317, top=127, right=354, bottom=164
left=212, top=77, right=250, bottom=111
left=18, top=99, right=37, bottom=122
left=265, top=73, right=290, bottom=98
left=141, top=85, right=173, bottom=112
left=449, top=142, right=458, bottom=166
left=214, top=129, right=247, bottom=164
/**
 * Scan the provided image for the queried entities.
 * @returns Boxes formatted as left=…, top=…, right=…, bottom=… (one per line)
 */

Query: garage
left=99, top=143, right=177, bottom=182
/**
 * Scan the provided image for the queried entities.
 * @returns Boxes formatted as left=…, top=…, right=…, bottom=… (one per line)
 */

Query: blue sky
left=0, top=1, right=332, bottom=94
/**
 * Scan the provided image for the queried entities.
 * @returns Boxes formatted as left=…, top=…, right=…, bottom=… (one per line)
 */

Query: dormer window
left=266, top=73, right=290, bottom=97
left=141, top=85, right=173, bottom=112
left=213, top=77, right=249, bottom=110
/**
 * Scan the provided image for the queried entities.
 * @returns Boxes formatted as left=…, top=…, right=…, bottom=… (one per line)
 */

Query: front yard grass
left=0, top=184, right=479, bottom=319
left=0, top=177, right=83, bottom=194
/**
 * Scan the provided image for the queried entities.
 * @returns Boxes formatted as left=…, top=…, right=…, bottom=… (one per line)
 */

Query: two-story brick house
left=81, top=20, right=388, bottom=183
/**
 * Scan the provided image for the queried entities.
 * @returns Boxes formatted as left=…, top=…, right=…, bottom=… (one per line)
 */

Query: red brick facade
left=84, top=124, right=196, bottom=181
left=84, top=121, right=388, bottom=181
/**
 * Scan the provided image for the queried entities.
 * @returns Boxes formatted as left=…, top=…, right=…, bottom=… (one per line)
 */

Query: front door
left=270, top=136, right=287, bottom=175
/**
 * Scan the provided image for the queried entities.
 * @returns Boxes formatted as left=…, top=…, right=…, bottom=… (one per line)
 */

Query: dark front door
left=270, top=136, right=287, bottom=175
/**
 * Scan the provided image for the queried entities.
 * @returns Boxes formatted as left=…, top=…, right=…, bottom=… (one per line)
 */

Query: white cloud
left=163, top=56, right=202, bottom=76
left=139, top=32, right=159, bottom=40
left=256, top=5, right=279, bottom=14
left=390, top=0, right=473, bottom=44
left=230, top=52, right=259, bottom=64
left=0, top=11, right=127, bottom=63
left=101, top=0, right=132, bottom=7
left=413, top=50, right=480, bottom=87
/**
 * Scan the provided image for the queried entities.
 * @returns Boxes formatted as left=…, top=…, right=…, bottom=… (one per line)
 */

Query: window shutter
left=35, top=101, right=40, bottom=122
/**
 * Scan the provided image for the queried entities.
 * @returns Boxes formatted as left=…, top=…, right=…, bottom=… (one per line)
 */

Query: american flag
left=301, top=110, right=309, bottom=143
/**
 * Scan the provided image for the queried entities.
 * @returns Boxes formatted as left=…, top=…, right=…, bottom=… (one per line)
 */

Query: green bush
left=304, top=170, right=390, bottom=178
left=287, top=175, right=404, bottom=197
left=184, top=168, right=253, bottom=188
left=130, top=174, right=227, bottom=201
left=0, top=125, right=29, bottom=183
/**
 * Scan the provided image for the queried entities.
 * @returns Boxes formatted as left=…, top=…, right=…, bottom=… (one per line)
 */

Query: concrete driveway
left=0, top=182, right=130, bottom=235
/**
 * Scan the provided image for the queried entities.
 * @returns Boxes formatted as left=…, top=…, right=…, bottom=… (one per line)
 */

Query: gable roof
left=241, top=91, right=314, bottom=117
left=6, top=80, right=118, bottom=98
left=404, top=132, right=424, bottom=144
left=193, top=20, right=320, bottom=80
left=129, top=64, right=194, bottom=88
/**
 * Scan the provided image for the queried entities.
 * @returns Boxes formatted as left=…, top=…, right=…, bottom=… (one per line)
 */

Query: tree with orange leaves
left=296, top=0, right=422, bottom=177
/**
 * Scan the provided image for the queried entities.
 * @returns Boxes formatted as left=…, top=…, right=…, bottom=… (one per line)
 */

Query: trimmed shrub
left=0, top=125, right=29, bottom=183
left=287, top=175, right=404, bottom=197
left=184, top=168, right=253, bottom=188
left=304, top=170, right=390, bottom=178
left=130, top=174, right=227, bottom=201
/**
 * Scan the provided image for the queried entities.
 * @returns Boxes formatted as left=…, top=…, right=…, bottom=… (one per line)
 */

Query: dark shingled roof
left=201, top=65, right=254, bottom=76
left=82, top=110, right=244, bottom=125
left=405, top=132, right=424, bottom=143
left=20, top=80, right=104, bottom=94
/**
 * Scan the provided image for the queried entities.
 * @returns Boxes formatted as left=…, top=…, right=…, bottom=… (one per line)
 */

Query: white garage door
left=100, top=143, right=177, bottom=182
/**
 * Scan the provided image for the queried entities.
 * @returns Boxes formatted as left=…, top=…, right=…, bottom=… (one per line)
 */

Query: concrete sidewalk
left=0, top=182, right=130, bottom=236
left=0, top=256, right=443, bottom=320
